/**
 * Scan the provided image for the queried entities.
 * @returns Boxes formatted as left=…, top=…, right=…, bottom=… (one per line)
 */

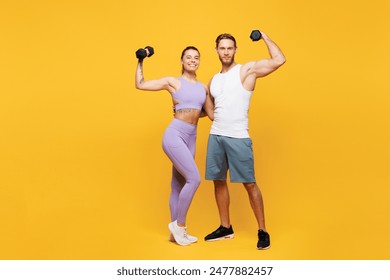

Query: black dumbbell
left=135, top=46, right=154, bottom=61
left=250, top=30, right=262, bottom=41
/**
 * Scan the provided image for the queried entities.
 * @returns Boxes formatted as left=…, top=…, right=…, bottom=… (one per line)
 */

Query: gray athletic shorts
left=205, top=134, right=256, bottom=183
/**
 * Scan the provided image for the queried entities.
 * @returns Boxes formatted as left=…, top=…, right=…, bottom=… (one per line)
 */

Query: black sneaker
left=257, top=229, right=270, bottom=250
left=204, top=225, right=234, bottom=241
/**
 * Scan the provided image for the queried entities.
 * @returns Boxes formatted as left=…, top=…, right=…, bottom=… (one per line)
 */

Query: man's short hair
left=215, top=33, right=237, bottom=48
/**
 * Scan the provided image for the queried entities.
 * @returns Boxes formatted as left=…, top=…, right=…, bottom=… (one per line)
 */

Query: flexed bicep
left=134, top=45, right=178, bottom=93
left=251, top=58, right=283, bottom=78
left=135, top=61, right=177, bottom=92
left=137, top=75, right=174, bottom=92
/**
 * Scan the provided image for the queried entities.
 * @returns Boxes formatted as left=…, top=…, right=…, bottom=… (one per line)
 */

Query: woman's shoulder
left=165, top=76, right=181, bottom=86
left=196, top=81, right=209, bottom=95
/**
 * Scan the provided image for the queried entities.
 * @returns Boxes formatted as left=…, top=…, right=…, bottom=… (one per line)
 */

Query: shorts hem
left=230, top=179, right=256, bottom=183
left=205, top=177, right=227, bottom=181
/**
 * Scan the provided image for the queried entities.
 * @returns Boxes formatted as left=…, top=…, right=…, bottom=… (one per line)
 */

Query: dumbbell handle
left=144, top=46, right=154, bottom=57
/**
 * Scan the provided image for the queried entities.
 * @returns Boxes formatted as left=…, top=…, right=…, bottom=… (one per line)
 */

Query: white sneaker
left=168, top=221, right=191, bottom=246
left=169, top=232, right=198, bottom=243
left=184, top=227, right=198, bottom=243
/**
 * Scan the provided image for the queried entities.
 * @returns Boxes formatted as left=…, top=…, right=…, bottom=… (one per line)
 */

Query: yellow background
left=1, top=0, right=389, bottom=260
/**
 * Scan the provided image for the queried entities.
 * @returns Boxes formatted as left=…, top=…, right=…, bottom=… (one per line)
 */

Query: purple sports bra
left=173, top=77, right=206, bottom=111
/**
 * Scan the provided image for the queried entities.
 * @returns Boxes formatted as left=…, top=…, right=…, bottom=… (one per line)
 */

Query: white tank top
left=210, top=64, right=253, bottom=138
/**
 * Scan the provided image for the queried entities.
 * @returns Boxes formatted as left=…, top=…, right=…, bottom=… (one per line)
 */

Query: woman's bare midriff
left=174, top=108, right=202, bottom=125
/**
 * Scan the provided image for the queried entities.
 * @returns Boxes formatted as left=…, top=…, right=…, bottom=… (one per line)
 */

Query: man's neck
left=221, top=62, right=237, bottom=73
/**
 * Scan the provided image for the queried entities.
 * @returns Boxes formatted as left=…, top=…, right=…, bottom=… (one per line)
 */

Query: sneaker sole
left=205, top=234, right=234, bottom=242
left=169, top=234, right=197, bottom=244
left=257, top=245, right=271, bottom=250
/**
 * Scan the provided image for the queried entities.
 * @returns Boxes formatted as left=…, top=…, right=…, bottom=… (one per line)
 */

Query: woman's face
left=181, top=49, right=200, bottom=73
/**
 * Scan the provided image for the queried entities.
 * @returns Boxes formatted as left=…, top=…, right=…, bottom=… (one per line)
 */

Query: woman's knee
left=188, top=173, right=201, bottom=187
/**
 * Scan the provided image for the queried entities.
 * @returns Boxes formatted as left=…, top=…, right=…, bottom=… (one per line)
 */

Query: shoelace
left=181, top=227, right=189, bottom=237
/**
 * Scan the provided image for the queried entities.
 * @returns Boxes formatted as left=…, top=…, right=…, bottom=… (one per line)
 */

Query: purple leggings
left=162, top=118, right=200, bottom=224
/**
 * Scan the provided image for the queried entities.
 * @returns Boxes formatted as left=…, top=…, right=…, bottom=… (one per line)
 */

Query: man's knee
left=243, top=182, right=257, bottom=189
left=214, top=180, right=227, bottom=188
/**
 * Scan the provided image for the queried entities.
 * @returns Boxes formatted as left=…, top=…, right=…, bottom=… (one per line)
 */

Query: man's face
left=216, top=39, right=236, bottom=66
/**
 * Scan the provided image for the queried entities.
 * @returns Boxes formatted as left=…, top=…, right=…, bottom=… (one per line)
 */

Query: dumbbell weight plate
left=250, top=30, right=262, bottom=41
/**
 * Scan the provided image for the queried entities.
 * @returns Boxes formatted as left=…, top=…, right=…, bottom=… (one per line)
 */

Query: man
left=205, top=31, right=286, bottom=249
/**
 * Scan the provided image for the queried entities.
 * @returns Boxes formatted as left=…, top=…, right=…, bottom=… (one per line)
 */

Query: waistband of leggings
left=169, top=118, right=197, bottom=134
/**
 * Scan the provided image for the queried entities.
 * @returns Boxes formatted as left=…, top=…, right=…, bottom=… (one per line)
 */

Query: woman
left=135, top=46, right=214, bottom=246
